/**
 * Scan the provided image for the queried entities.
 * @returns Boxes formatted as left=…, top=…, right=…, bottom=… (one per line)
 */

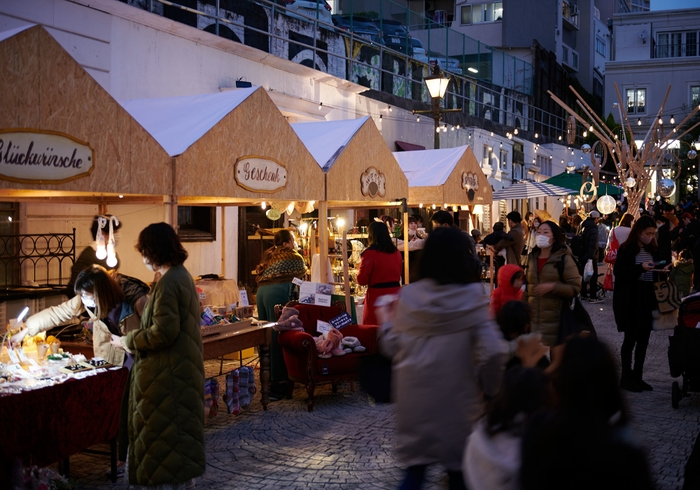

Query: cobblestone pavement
left=65, top=289, right=700, bottom=489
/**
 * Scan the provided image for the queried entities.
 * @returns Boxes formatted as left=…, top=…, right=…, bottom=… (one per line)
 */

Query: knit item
left=256, top=246, right=306, bottom=286
left=209, top=378, right=219, bottom=419
left=239, top=367, right=250, bottom=409
left=223, top=370, right=240, bottom=415
left=247, top=366, right=257, bottom=396
left=204, top=379, right=213, bottom=421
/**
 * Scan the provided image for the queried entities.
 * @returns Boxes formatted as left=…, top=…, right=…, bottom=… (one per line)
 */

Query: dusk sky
left=651, top=0, right=700, bottom=10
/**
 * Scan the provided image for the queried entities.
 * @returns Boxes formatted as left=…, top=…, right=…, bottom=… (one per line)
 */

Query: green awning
left=544, top=172, right=623, bottom=196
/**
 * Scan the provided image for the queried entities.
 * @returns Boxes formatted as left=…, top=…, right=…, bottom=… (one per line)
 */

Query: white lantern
left=597, top=195, right=616, bottom=215
left=625, top=177, right=636, bottom=188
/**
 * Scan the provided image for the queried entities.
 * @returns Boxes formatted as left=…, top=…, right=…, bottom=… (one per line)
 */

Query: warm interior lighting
left=468, top=67, right=478, bottom=73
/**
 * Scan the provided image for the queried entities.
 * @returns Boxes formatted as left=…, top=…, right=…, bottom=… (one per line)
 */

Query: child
left=489, top=264, right=524, bottom=318
left=671, top=249, right=694, bottom=298
left=496, top=300, right=550, bottom=372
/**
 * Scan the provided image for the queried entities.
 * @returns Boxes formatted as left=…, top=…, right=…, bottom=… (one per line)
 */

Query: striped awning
left=492, top=180, right=574, bottom=200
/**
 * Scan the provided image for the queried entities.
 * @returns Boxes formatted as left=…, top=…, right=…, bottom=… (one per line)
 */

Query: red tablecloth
left=0, top=367, right=128, bottom=482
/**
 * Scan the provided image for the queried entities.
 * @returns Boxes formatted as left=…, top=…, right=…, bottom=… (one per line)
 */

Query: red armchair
left=276, top=301, right=379, bottom=412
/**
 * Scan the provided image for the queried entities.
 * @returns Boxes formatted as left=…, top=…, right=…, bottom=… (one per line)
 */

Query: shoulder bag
left=556, top=255, right=596, bottom=344
left=604, top=228, right=620, bottom=264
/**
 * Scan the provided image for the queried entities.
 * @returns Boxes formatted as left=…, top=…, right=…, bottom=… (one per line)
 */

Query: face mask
left=81, top=295, right=96, bottom=309
left=536, top=235, right=552, bottom=248
left=142, top=256, right=155, bottom=272
left=640, top=235, right=653, bottom=245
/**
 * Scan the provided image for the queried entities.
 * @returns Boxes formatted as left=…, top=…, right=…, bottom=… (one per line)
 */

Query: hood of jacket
left=397, top=279, right=490, bottom=336
left=496, top=264, right=523, bottom=294
left=675, top=259, right=694, bottom=273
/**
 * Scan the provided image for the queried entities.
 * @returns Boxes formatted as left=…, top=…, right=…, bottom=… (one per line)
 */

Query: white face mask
left=81, top=295, right=96, bottom=309
left=536, top=235, right=552, bottom=249
left=142, top=256, right=155, bottom=272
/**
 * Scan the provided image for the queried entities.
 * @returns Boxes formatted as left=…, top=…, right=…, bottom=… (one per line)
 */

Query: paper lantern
left=597, top=195, right=616, bottom=215
left=658, top=178, right=676, bottom=198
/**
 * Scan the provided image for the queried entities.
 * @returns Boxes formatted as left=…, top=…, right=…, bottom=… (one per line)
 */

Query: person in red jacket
left=357, top=221, right=403, bottom=325
left=489, top=264, right=524, bottom=318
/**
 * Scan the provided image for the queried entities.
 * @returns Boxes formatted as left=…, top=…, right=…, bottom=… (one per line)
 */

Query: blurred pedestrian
left=489, top=264, right=524, bottom=319
left=576, top=211, right=601, bottom=303
left=493, top=211, right=525, bottom=266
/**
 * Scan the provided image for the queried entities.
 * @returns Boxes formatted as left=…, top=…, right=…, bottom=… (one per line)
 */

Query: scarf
left=257, top=246, right=307, bottom=285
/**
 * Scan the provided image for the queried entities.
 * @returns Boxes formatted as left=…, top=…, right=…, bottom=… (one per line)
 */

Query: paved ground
left=64, top=288, right=700, bottom=489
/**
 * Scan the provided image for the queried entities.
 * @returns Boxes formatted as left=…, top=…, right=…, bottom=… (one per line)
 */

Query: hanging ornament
left=566, top=161, right=576, bottom=173
left=625, top=177, right=636, bottom=188
left=581, top=144, right=592, bottom=154
left=597, top=195, right=616, bottom=215
left=266, top=208, right=282, bottom=221
left=658, top=178, right=676, bottom=198
left=105, top=215, right=120, bottom=268
left=580, top=181, right=597, bottom=203
left=95, top=216, right=108, bottom=260
left=688, top=149, right=698, bottom=160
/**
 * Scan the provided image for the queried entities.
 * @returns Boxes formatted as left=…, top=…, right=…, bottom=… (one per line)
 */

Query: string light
left=318, top=102, right=323, bottom=110
left=637, top=118, right=642, bottom=126
left=514, top=128, right=519, bottom=135
left=388, top=105, right=393, bottom=112
left=416, top=116, right=420, bottom=122
left=535, top=132, right=539, bottom=138
left=670, top=115, right=675, bottom=124
left=659, top=117, right=663, bottom=125
left=261, top=201, right=267, bottom=209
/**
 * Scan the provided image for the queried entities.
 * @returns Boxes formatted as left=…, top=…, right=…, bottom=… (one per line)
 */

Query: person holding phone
left=613, top=215, right=667, bottom=392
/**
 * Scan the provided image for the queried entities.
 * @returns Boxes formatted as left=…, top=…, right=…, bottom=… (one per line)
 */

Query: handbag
left=652, top=308, right=678, bottom=331
left=654, top=276, right=682, bottom=313
left=556, top=256, right=596, bottom=344
left=604, top=229, right=620, bottom=264
left=603, top=265, right=614, bottom=291
left=583, top=259, right=594, bottom=282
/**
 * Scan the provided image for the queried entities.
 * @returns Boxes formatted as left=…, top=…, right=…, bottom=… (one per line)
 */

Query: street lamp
left=413, top=65, right=461, bottom=149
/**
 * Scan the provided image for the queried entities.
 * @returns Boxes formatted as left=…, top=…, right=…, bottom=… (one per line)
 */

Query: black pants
left=579, top=259, right=598, bottom=300
left=399, top=465, right=466, bottom=490
left=621, top=326, right=652, bottom=376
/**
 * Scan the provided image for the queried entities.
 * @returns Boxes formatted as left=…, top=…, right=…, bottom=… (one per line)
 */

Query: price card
left=26, top=359, right=41, bottom=372
left=316, top=320, right=333, bottom=334
left=239, top=290, right=250, bottom=307
left=7, top=363, right=23, bottom=374
left=292, top=277, right=303, bottom=286
left=16, top=347, right=28, bottom=363
left=315, top=294, right=331, bottom=307
left=330, top=312, right=353, bottom=330
left=7, top=348, right=20, bottom=364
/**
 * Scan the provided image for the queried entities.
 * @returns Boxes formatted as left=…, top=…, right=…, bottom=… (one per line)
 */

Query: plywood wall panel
left=174, top=88, right=324, bottom=202
left=326, top=118, right=408, bottom=204
left=0, top=26, right=171, bottom=197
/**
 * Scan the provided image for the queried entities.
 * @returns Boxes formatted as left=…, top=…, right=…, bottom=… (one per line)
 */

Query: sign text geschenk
left=0, top=129, right=94, bottom=184
left=234, top=156, right=288, bottom=193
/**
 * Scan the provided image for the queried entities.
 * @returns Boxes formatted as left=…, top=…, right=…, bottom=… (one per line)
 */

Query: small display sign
left=316, top=320, right=332, bottom=334
left=329, top=312, right=353, bottom=330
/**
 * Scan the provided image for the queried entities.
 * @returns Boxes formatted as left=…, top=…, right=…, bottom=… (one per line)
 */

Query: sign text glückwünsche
left=0, top=130, right=94, bottom=183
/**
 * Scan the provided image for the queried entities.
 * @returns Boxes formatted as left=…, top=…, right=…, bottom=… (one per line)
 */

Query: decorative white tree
left=549, top=84, right=700, bottom=217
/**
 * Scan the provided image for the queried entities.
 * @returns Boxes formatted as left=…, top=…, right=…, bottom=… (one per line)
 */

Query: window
left=483, top=145, right=490, bottom=167
left=460, top=2, right=502, bottom=25
left=657, top=31, right=699, bottom=58
left=178, top=206, right=216, bottom=242
left=538, top=155, right=552, bottom=176
left=562, top=45, right=569, bottom=64
left=500, top=149, right=508, bottom=170
left=692, top=86, right=700, bottom=108
left=596, top=36, right=606, bottom=56
left=626, top=88, right=646, bottom=114
left=571, top=52, right=579, bottom=69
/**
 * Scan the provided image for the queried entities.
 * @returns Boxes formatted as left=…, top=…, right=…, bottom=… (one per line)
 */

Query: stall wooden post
left=342, top=230, right=351, bottom=314
left=318, top=200, right=329, bottom=283
left=221, top=206, right=226, bottom=276
left=403, top=211, right=409, bottom=285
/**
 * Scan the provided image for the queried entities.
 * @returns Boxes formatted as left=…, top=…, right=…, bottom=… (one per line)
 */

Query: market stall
left=292, top=117, right=409, bottom=310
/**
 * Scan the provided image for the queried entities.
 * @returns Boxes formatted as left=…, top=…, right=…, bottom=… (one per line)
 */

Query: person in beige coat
left=10, top=265, right=148, bottom=366
left=522, top=220, right=581, bottom=366
left=378, top=227, right=508, bottom=489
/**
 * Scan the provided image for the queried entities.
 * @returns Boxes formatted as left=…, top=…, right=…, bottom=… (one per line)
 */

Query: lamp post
left=413, top=65, right=461, bottom=149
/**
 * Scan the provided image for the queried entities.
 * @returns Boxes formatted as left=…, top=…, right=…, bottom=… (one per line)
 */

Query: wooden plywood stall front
left=324, top=118, right=408, bottom=207
left=173, top=88, right=324, bottom=205
left=0, top=26, right=171, bottom=202
left=406, top=146, right=492, bottom=207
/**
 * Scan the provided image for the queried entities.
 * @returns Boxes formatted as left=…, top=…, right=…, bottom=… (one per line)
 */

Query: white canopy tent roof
left=291, top=117, right=368, bottom=171
left=394, top=145, right=465, bottom=187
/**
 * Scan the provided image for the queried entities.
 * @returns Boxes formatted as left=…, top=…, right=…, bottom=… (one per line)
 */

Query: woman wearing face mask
left=9, top=264, right=149, bottom=366
left=522, top=220, right=581, bottom=367
left=613, top=215, right=666, bottom=392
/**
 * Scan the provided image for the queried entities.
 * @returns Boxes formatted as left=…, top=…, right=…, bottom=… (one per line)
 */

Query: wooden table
left=202, top=323, right=272, bottom=410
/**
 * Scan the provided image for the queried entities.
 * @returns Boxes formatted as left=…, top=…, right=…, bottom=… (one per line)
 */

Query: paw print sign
left=360, top=167, right=386, bottom=198
left=461, top=172, right=479, bottom=201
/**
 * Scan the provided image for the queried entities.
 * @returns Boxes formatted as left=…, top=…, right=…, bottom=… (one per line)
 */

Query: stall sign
left=461, top=171, right=480, bottom=202
left=360, top=166, right=386, bottom=198
left=0, top=129, right=94, bottom=184
left=234, top=156, right=288, bottom=193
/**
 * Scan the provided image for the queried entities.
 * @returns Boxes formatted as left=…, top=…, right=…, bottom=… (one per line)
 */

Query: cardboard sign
left=16, top=347, right=28, bottom=363
left=7, top=348, right=19, bottom=364
left=292, top=277, right=304, bottom=286
left=239, top=290, right=250, bottom=307
left=316, top=320, right=332, bottom=334
left=330, top=312, right=353, bottom=330
left=299, top=281, right=333, bottom=307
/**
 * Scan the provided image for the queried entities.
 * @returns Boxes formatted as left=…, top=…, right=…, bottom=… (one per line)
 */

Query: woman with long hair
left=522, top=220, right=581, bottom=365
left=613, top=215, right=661, bottom=392
left=255, top=229, right=307, bottom=398
left=379, top=226, right=506, bottom=489
left=357, top=221, right=402, bottom=325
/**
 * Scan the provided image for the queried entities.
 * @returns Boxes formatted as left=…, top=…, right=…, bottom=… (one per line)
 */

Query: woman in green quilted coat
left=113, top=222, right=205, bottom=488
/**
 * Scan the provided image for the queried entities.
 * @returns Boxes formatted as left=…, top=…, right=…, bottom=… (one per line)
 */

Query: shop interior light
left=105, top=215, right=120, bottom=268
left=336, top=218, right=345, bottom=229
left=419, top=203, right=423, bottom=208
left=261, top=201, right=267, bottom=210
left=95, top=216, right=108, bottom=260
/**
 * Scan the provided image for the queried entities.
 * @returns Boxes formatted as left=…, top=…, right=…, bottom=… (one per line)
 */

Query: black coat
left=612, top=243, right=658, bottom=333
left=656, top=223, right=672, bottom=265
left=578, top=218, right=599, bottom=263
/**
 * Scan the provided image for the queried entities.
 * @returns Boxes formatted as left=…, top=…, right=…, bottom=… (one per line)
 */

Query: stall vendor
left=10, top=265, right=148, bottom=366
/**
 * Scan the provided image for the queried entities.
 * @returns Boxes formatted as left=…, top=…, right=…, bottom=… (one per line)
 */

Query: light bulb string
left=95, top=217, right=108, bottom=248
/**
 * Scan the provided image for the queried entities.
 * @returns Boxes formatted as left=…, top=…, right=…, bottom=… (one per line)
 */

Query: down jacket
left=25, top=274, right=148, bottom=366
left=383, top=279, right=507, bottom=471
left=522, top=245, right=581, bottom=347
left=124, top=265, right=205, bottom=486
